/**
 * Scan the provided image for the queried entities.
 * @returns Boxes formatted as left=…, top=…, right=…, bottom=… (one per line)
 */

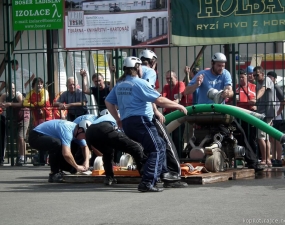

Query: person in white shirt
left=11, top=60, right=35, bottom=97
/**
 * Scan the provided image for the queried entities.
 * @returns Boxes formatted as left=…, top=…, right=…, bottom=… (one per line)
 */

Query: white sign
left=65, top=11, right=169, bottom=48
left=92, top=51, right=111, bottom=82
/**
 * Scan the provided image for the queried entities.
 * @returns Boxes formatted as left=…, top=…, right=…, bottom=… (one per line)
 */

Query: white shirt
left=11, top=68, right=33, bottom=94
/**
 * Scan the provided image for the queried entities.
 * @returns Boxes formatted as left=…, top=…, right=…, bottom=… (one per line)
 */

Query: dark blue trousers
left=123, top=116, right=166, bottom=188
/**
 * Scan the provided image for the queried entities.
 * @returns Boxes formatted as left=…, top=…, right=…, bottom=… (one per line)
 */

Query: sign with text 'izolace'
left=12, top=0, right=64, bottom=30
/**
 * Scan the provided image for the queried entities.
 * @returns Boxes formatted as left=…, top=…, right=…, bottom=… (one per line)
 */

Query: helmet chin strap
left=75, top=127, right=84, bottom=138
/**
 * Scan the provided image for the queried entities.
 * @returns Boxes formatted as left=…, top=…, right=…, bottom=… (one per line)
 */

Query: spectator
left=251, top=66, right=276, bottom=167
left=23, top=77, right=52, bottom=127
left=183, top=66, right=197, bottom=106
left=11, top=59, right=35, bottom=97
left=139, top=51, right=188, bottom=188
left=185, top=52, right=262, bottom=171
left=85, top=111, right=145, bottom=185
left=0, top=81, right=5, bottom=165
left=182, top=66, right=197, bottom=150
left=234, top=69, right=257, bottom=111
left=228, top=69, right=258, bottom=160
left=162, top=70, right=185, bottom=155
left=0, top=83, right=30, bottom=166
left=54, top=77, right=88, bottom=121
left=0, top=108, right=4, bottom=166
left=267, top=71, right=284, bottom=167
left=0, top=81, right=5, bottom=93
left=246, top=66, right=255, bottom=84
left=28, top=119, right=91, bottom=182
left=23, top=77, right=53, bottom=165
left=80, top=71, right=111, bottom=113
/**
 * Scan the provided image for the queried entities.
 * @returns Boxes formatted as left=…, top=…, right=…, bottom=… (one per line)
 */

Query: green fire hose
left=165, top=104, right=285, bottom=143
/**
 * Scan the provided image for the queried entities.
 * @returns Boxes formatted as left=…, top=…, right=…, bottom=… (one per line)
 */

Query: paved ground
left=0, top=166, right=285, bottom=225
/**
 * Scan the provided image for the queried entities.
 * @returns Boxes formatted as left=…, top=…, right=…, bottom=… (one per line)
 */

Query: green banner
left=12, top=0, right=64, bottom=30
left=172, top=0, right=285, bottom=46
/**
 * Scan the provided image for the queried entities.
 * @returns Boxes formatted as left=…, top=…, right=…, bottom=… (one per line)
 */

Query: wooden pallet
left=63, top=168, right=255, bottom=185
left=181, top=168, right=255, bottom=184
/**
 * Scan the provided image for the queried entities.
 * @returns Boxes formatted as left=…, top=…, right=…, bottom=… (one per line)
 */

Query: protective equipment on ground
left=139, top=49, right=157, bottom=60
left=212, top=52, right=227, bottom=62
left=93, top=156, right=104, bottom=170
left=119, top=154, right=134, bottom=167
left=123, top=56, right=142, bottom=68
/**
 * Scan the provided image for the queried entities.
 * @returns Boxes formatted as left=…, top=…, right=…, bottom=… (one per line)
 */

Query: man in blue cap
left=247, top=66, right=255, bottom=84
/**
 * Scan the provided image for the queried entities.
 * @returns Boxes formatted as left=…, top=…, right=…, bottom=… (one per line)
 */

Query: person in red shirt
left=161, top=70, right=185, bottom=155
left=228, top=69, right=258, bottom=163
left=162, top=70, right=186, bottom=114
left=235, top=69, right=257, bottom=111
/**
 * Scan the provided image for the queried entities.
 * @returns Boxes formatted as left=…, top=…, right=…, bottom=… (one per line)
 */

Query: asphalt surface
left=0, top=166, right=285, bottom=225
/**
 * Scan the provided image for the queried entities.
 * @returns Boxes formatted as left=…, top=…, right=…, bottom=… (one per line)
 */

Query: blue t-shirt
left=189, top=69, right=232, bottom=104
left=105, top=75, right=160, bottom=121
left=142, top=65, right=157, bottom=88
left=33, top=119, right=86, bottom=147
left=73, top=114, right=98, bottom=124
left=93, top=113, right=117, bottom=127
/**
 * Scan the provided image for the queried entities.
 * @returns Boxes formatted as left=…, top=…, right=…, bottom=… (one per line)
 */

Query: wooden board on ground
left=63, top=168, right=255, bottom=185
left=181, top=168, right=255, bottom=185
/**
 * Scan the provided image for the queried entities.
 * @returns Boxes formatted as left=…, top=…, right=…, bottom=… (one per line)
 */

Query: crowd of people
left=0, top=51, right=284, bottom=192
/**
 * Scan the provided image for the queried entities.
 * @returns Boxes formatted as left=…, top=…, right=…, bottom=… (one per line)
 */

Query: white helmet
left=100, top=109, right=109, bottom=116
left=100, top=109, right=120, bottom=116
left=212, top=52, right=227, bottom=62
left=123, top=56, right=142, bottom=68
left=139, top=49, right=157, bottom=60
left=78, top=120, right=92, bottom=133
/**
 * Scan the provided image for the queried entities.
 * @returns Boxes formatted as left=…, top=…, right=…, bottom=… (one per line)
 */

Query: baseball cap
left=246, top=66, right=254, bottom=74
left=267, top=71, right=277, bottom=78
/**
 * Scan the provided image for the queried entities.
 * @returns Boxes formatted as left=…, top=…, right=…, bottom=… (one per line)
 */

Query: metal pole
left=46, top=30, right=58, bottom=102
left=5, top=0, right=15, bottom=166
left=114, top=49, right=119, bottom=80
